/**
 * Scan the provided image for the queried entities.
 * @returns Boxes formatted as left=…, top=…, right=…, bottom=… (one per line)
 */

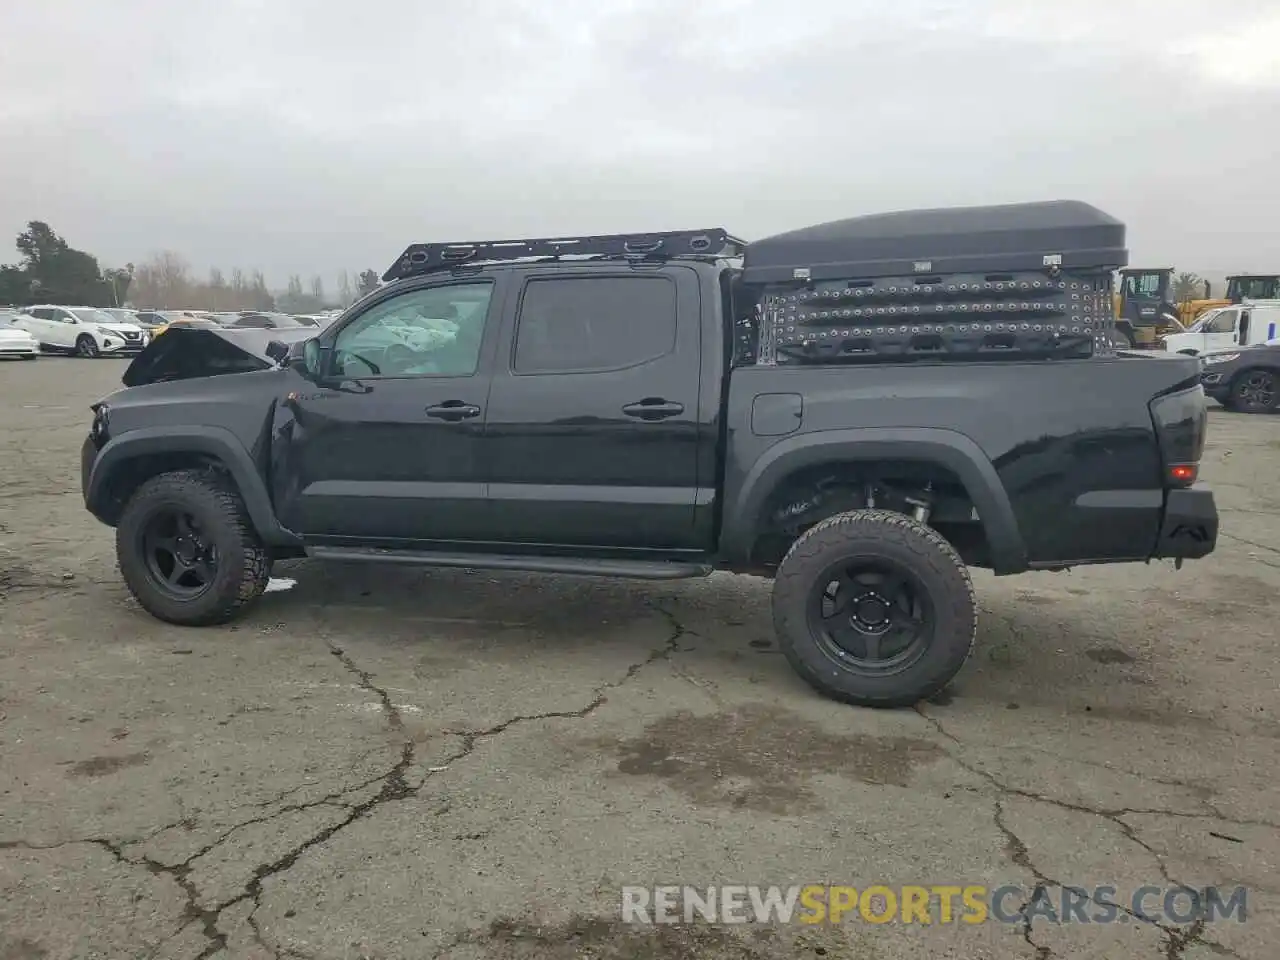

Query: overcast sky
left=2, top=0, right=1278, bottom=288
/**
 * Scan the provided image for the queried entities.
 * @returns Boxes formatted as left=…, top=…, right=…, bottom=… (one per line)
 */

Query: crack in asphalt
left=328, top=642, right=404, bottom=730
left=42, top=598, right=687, bottom=959
left=914, top=705, right=1249, bottom=960
left=1219, top=531, right=1280, bottom=556
left=993, top=799, right=1054, bottom=959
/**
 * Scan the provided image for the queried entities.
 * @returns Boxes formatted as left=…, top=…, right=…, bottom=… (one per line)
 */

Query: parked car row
left=0, top=305, right=340, bottom=359
left=0, top=305, right=151, bottom=357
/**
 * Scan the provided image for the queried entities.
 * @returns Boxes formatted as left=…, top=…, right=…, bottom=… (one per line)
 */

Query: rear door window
left=512, top=276, right=677, bottom=375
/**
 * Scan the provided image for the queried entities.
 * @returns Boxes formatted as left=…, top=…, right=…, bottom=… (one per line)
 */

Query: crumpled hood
left=122, top=325, right=313, bottom=387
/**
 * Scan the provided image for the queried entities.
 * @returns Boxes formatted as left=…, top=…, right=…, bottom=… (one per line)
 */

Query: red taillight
left=1168, top=464, right=1198, bottom=485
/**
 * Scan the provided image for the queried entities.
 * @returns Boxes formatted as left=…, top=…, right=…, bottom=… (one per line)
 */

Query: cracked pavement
left=1, top=358, right=1277, bottom=959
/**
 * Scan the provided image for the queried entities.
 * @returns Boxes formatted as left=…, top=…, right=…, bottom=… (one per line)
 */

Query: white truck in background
left=1162, top=301, right=1280, bottom=355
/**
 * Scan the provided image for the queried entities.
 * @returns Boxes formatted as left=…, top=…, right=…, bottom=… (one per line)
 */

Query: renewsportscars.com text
left=621, top=884, right=1248, bottom=926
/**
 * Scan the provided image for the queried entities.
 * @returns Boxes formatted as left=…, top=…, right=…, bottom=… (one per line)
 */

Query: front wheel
left=116, top=469, right=272, bottom=625
left=1228, top=369, right=1278, bottom=414
left=772, top=510, right=977, bottom=708
left=76, top=334, right=100, bottom=358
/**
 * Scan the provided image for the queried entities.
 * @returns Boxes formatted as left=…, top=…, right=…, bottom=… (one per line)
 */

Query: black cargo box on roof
left=741, top=200, right=1127, bottom=285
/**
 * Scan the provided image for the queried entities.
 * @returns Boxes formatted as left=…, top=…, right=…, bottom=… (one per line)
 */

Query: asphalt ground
left=0, top=355, right=1276, bottom=960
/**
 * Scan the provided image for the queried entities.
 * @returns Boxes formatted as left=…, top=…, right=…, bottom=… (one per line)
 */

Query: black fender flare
left=721, top=427, right=1028, bottom=574
left=85, top=425, right=302, bottom=546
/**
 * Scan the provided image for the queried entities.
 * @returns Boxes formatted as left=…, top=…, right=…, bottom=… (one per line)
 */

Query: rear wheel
left=116, top=469, right=272, bottom=625
left=1228, top=369, right=1278, bottom=414
left=772, top=510, right=977, bottom=708
left=76, top=334, right=100, bottom=358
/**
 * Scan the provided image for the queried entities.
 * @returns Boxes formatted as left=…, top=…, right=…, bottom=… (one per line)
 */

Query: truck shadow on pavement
left=230, top=558, right=1271, bottom=740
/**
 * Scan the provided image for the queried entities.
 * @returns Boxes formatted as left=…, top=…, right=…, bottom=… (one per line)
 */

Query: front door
left=275, top=279, right=503, bottom=545
left=481, top=266, right=709, bottom=551
left=1202, top=308, right=1239, bottom=353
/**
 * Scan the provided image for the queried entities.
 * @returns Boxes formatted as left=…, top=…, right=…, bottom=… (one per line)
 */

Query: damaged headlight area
left=121, top=327, right=312, bottom=387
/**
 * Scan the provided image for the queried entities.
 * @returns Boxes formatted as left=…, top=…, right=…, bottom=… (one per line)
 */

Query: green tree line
left=1, top=220, right=382, bottom=313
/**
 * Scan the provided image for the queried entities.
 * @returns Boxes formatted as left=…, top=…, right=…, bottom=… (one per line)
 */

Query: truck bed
left=719, top=352, right=1204, bottom=571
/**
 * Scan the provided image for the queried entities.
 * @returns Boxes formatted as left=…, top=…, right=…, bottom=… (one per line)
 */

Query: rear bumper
left=1151, top=488, right=1217, bottom=561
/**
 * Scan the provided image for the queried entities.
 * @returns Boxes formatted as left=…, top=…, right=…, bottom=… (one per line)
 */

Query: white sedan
left=0, top=309, right=40, bottom=359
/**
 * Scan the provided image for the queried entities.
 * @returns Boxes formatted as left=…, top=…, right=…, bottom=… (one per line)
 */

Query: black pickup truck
left=81, top=200, right=1218, bottom=707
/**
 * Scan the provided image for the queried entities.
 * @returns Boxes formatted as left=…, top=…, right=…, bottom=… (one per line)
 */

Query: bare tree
left=310, top=275, right=325, bottom=301
left=208, top=268, right=227, bottom=311
left=132, top=251, right=191, bottom=308
left=337, top=270, right=353, bottom=307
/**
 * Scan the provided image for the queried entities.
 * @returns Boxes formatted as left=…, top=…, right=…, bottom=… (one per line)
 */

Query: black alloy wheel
left=808, top=559, right=932, bottom=675
left=1232, top=370, right=1277, bottom=414
left=138, top=508, right=218, bottom=600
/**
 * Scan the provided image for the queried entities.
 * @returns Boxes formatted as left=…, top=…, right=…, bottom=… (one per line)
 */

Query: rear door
left=16, top=308, right=52, bottom=343
left=481, top=265, right=707, bottom=550
left=1260, top=308, right=1280, bottom=344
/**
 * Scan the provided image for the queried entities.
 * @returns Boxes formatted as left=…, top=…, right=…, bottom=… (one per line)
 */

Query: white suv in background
left=14, top=305, right=150, bottom=358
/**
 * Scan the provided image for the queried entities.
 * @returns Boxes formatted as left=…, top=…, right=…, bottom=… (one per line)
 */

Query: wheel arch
left=722, top=427, right=1028, bottom=574
left=86, top=425, right=301, bottom=546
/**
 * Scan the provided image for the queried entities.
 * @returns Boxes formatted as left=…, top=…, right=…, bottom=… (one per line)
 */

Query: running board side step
left=304, top=546, right=714, bottom=580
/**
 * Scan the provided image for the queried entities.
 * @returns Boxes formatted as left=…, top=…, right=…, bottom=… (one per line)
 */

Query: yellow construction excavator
left=1112, top=269, right=1279, bottom=348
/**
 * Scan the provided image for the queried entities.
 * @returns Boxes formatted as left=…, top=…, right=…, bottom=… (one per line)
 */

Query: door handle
left=425, top=401, right=481, bottom=421
left=622, top=398, right=684, bottom=421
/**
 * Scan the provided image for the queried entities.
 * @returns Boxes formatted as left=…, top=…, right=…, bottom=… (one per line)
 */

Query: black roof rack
left=382, top=228, right=746, bottom=282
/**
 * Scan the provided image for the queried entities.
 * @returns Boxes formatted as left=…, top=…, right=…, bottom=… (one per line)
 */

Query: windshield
left=1123, top=272, right=1164, bottom=298
left=1227, top=276, right=1280, bottom=301
left=1187, top=309, right=1222, bottom=333
left=72, top=308, right=123, bottom=324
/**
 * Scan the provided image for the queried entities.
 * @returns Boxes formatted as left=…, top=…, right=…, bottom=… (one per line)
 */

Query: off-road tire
left=772, top=509, right=977, bottom=708
left=116, top=468, right=272, bottom=626
left=76, top=334, right=100, bottom=358
left=1225, top=368, right=1277, bottom=415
